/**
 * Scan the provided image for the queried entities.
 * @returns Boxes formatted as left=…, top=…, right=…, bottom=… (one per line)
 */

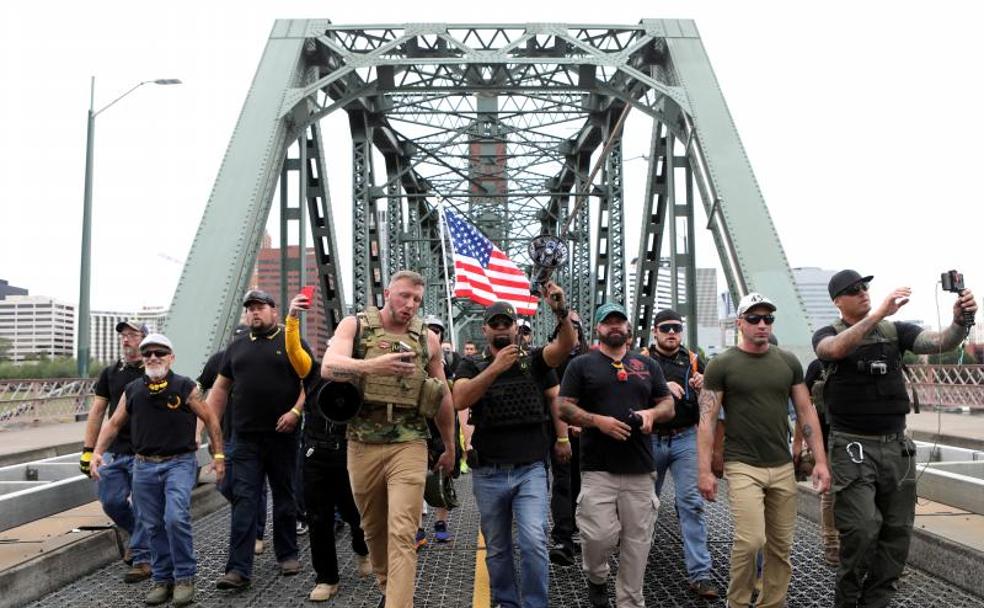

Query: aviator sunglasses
left=141, top=349, right=172, bottom=359
left=656, top=323, right=683, bottom=334
left=742, top=314, right=775, bottom=325
left=487, top=318, right=514, bottom=330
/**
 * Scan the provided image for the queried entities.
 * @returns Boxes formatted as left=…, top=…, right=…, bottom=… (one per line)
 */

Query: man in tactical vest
left=80, top=320, right=152, bottom=582
left=560, top=303, right=674, bottom=608
left=452, top=282, right=576, bottom=608
left=92, top=333, right=225, bottom=607
left=321, top=270, right=457, bottom=608
left=647, top=309, right=720, bottom=600
left=813, top=270, right=977, bottom=607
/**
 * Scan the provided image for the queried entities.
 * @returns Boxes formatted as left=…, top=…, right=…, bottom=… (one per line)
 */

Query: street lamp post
left=76, top=77, right=181, bottom=377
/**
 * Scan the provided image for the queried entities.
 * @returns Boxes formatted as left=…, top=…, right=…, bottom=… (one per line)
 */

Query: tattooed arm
left=559, top=396, right=632, bottom=441
left=791, top=382, right=831, bottom=492
left=696, top=389, right=722, bottom=501
left=815, top=287, right=911, bottom=360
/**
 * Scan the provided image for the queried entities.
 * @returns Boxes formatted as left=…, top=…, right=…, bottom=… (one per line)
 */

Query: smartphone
left=299, top=285, right=316, bottom=301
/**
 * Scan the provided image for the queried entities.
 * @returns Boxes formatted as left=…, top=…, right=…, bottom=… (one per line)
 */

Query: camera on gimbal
left=857, top=359, right=889, bottom=375
left=941, top=269, right=975, bottom=327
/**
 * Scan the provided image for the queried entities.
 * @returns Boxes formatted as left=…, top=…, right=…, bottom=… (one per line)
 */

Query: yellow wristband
left=213, top=453, right=225, bottom=460
left=291, top=407, right=302, bottom=418
left=556, top=437, right=570, bottom=444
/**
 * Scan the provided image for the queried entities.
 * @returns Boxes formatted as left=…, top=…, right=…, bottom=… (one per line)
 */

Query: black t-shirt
left=220, top=326, right=314, bottom=433
left=125, top=371, right=198, bottom=457
left=93, top=360, right=145, bottom=454
left=197, top=349, right=233, bottom=440
left=812, top=320, right=921, bottom=433
left=649, top=348, right=705, bottom=431
left=560, top=349, right=670, bottom=474
left=454, top=347, right=558, bottom=466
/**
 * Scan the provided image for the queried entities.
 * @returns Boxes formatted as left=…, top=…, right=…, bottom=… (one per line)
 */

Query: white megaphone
left=527, top=235, right=568, bottom=297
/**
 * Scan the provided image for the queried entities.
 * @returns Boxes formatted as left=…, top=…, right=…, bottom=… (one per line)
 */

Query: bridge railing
left=904, top=364, right=984, bottom=410
left=0, top=378, right=95, bottom=427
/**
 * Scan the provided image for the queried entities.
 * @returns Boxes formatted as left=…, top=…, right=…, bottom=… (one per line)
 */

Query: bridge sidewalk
left=0, top=421, right=85, bottom=467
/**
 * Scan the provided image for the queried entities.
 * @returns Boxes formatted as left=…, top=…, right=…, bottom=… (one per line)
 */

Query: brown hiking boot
left=215, top=571, right=250, bottom=590
left=280, top=558, right=302, bottom=576
left=172, top=579, right=195, bottom=607
left=124, top=562, right=152, bottom=583
left=144, top=582, right=173, bottom=606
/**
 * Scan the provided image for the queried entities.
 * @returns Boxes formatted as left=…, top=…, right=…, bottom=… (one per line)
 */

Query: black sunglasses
left=487, top=318, right=514, bottom=330
left=656, top=323, right=683, bottom=334
left=742, top=314, right=775, bottom=325
left=141, top=349, right=172, bottom=359
left=840, top=282, right=870, bottom=297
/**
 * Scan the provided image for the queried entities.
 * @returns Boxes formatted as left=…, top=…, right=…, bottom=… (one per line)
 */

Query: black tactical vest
left=469, top=356, right=549, bottom=429
left=825, top=320, right=910, bottom=418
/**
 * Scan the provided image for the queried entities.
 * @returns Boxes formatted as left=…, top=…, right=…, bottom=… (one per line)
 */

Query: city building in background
left=792, top=266, right=839, bottom=331
left=0, top=295, right=75, bottom=363
left=90, top=307, right=169, bottom=364
left=0, top=279, right=28, bottom=300
left=251, top=236, right=330, bottom=358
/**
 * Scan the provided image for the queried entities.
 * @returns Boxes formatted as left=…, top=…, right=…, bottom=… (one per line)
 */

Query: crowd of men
left=82, top=267, right=977, bottom=607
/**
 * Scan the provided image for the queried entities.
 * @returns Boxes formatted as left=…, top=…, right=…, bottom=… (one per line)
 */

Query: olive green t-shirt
left=703, top=346, right=803, bottom=467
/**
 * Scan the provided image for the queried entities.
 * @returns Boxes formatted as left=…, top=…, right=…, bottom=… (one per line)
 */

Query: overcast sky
left=1, top=0, right=981, bottom=331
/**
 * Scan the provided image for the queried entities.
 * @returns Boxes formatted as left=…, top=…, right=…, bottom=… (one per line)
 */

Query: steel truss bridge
left=165, top=20, right=813, bottom=374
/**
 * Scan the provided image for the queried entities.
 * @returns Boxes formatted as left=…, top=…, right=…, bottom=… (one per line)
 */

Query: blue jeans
left=97, top=452, right=151, bottom=565
left=217, top=436, right=268, bottom=540
left=132, top=452, right=198, bottom=582
left=652, top=426, right=713, bottom=582
left=225, top=431, right=298, bottom=579
left=472, top=462, right=550, bottom=608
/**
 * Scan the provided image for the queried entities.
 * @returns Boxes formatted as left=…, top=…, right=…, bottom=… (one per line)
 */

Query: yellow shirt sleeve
left=284, top=316, right=313, bottom=378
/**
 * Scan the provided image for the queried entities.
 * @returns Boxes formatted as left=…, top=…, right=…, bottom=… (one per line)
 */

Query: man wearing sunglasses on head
left=813, top=270, right=977, bottom=608
left=697, top=293, right=831, bottom=608
left=647, top=309, right=719, bottom=600
left=452, top=283, right=575, bottom=608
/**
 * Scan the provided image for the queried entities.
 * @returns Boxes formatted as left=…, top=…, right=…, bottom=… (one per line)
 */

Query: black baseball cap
left=483, top=301, right=517, bottom=324
left=243, top=289, right=276, bottom=307
left=828, top=269, right=873, bottom=299
left=652, top=309, right=682, bottom=326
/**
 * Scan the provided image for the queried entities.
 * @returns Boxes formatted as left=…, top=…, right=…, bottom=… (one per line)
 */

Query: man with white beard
left=93, top=333, right=225, bottom=607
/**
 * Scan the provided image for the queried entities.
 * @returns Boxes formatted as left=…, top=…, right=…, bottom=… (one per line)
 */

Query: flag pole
left=436, top=201, right=458, bottom=348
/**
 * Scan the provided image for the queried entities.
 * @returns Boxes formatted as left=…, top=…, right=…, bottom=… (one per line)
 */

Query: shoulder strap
left=353, top=311, right=371, bottom=360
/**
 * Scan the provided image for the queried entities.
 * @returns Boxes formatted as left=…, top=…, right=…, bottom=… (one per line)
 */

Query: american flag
left=443, top=209, right=539, bottom=316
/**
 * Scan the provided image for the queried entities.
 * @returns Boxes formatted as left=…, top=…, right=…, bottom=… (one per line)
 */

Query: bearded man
left=559, top=303, right=674, bottom=608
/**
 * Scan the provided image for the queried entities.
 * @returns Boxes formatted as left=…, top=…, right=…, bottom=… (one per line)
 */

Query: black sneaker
left=690, top=578, right=720, bottom=599
left=587, top=581, right=609, bottom=607
left=549, top=542, right=575, bottom=566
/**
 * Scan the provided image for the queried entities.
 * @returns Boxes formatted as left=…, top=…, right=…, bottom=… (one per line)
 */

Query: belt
left=654, top=425, right=694, bottom=438
left=305, top=437, right=344, bottom=451
left=135, top=451, right=194, bottom=463
left=831, top=430, right=906, bottom=443
left=476, top=459, right=541, bottom=471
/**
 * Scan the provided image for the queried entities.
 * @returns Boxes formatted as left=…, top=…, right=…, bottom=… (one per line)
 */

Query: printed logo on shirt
left=166, top=394, right=182, bottom=410
left=626, top=358, right=650, bottom=379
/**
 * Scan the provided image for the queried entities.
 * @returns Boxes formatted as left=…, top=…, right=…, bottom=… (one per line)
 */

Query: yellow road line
left=472, top=530, right=490, bottom=608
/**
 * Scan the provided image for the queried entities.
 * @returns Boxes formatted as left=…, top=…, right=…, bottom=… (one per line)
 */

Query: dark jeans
left=225, top=431, right=299, bottom=579
left=217, top=436, right=267, bottom=540
left=549, top=432, right=581, bottom=549
left=830, top=431, right=917, bottom=608
left=303, top=446, right=368, bottom=584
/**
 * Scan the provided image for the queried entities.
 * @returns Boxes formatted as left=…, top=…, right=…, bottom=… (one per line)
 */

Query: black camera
left=857, top=360, right=888, bottom=375
left=941, top=269, right=975, bottom=327
left=626, top=410, right=643, bottom=430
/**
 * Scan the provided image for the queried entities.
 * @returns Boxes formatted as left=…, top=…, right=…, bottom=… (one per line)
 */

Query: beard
left=146, top=363, right=168, bottom=381
left=599, top=331, right=628, bottom=348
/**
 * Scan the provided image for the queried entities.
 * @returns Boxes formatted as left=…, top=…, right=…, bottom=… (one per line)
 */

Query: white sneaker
left=357, top=554, right=372, bottom=578
left=254, top=539, right=265, bottom=555
left=309, top=583, right=338, bottom=602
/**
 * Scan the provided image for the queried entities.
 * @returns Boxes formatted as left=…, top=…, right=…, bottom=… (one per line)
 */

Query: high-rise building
left=792, top=267, right=840, bottom=331
left=0, top=295, right=75, bottom=362
left=90, top=307, right=169, bottom=364
left=252, top=243, right=330, bottom=358
left=0, top=279, right=28, bottom=300
left=648, top=262, right=720, bottom=349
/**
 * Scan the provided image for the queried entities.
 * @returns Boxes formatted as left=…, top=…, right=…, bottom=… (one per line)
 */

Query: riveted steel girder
left=168, top=19, right=813, bottom=373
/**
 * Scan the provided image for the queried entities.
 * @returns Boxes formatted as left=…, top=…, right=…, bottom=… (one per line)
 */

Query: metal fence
left=905, top=364, right=984, bottom=410
left=0, top=378, right=95, bottom=427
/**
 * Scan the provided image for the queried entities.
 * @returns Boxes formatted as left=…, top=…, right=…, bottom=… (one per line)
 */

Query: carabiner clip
left=846, top=441, right=864, bottom=464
